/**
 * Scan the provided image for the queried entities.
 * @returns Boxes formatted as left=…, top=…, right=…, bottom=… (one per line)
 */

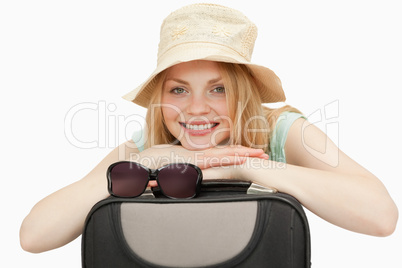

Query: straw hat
left=123, top=3, right=286, bottom=107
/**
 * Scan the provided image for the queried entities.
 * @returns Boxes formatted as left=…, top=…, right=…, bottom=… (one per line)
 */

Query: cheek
left=161, top=107, right=177, bottom=125
left=161, top=105, right=186, bottom=136
left=161, top=93, right=184, bottom=115
left=161, top=94, right=177, bottom=121
left=212, top=99, right=230, bottom=117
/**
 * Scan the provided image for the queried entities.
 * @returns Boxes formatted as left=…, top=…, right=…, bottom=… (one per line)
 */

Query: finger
left=235, top=148, right=268, bottom=158
left=198, top=156, right=247, bottom=169
left=207, top=146, right=268, bottom=159
left=148, top=181, right=158, bottom=187
left=211, top=146, right=264, bottom=155
left=257, top=153, right=269, bottom=160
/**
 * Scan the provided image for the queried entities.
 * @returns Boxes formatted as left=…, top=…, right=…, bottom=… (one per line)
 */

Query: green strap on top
left=269, top=111, right=306, bottom=163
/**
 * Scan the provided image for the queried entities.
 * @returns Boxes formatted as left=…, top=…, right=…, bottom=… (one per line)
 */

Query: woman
left=20, top=3, right=398, bottom=253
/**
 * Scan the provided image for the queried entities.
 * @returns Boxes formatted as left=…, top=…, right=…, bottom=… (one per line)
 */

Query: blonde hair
left=144, top=62, right=301, bottom=151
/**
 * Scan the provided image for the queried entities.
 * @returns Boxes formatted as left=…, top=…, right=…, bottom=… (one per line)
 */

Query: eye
left=212, top=86, right=225, bottom=94
left=170, top=87, right=187, bottom=95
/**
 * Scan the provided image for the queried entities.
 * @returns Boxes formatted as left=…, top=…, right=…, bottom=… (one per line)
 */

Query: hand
left=131, top=144, right=268, bottom=169
left=129, top=145, right=268, bottom=187
left=201, top=157, right=274, bottom=182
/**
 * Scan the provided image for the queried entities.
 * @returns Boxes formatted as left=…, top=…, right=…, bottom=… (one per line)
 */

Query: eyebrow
left=165, top=77, right=223, bottom=85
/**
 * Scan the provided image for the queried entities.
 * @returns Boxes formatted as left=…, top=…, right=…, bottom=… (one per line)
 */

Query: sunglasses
left=107, top=161, right=203, bottom=199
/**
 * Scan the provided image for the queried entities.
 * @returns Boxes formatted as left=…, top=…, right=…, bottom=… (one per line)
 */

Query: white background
left=1, top=0, right=401, bottom=267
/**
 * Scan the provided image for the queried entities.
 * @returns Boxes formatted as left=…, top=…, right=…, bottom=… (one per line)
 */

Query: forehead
left=165, top=60, right=221, bottom=78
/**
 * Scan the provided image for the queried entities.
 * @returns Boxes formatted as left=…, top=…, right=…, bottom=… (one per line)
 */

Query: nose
left=186, top=94, right=211, bottom=115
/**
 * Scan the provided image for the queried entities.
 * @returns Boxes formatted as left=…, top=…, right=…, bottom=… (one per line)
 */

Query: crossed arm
left=243, top=118, right=397, bottom=236
left=20, top=118, right=398, bottom=253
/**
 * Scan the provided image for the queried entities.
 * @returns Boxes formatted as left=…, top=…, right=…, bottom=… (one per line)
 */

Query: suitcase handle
left=200, top=180, right=277, bottom=194
left=150, top=180, right=277, bottom=198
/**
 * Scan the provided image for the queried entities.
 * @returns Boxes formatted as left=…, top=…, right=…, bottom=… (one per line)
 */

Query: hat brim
left=122, top=42, right=285, bottom=107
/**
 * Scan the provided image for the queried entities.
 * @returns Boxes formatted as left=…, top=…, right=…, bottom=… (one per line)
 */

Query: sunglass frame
left=107, top=161, right=203, bottom=199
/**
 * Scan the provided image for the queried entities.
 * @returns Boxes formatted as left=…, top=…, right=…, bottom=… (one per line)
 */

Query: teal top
left=269, top=112, right=306, bottom=163
left=132, top=112, right=306, bottom=163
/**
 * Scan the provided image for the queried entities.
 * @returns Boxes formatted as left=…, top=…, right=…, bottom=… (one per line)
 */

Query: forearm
left=20, top=175, right=109, bottom=253
left=240, top=159, right=398, bottom=236
left=20, top=141, right=139, bottom=253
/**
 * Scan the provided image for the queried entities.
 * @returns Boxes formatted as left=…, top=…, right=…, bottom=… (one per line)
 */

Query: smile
left=180, top=122, right=219, bottom=130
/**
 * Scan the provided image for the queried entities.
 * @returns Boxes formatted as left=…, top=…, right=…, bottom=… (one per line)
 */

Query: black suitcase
left=82, top=181, right=311, bottom=268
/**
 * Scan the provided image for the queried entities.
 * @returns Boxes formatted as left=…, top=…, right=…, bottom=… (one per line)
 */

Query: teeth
left=184, top=123, right=216, bottom=130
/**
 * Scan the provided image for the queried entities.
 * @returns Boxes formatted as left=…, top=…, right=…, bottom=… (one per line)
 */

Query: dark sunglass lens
left=110, top=162, right=149, bottom=197
left=158, top=164, right=199, bottom=198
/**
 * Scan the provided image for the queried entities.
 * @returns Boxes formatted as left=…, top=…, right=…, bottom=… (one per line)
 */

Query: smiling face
left=161, top=60, right=231, bottom=150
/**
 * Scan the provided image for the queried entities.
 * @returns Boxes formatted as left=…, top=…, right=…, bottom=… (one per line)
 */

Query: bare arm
left=283, top=118, right=398, bottom=236
left=20, top=141, right=267, bottom=253
left=203, top=118, right=398, bottom=236
left=250, top=118, right=398, bottom=236
left=20, top=140, right=139, bottom=253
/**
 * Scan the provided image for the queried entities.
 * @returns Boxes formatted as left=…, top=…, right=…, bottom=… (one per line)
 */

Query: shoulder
left=273, top=112, right=306, bottom=135
left=285, top=117, right=377, bottom=178
left=269, top=111, right=306, bottom=163
left=284, top=116, right=340, bottom=169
